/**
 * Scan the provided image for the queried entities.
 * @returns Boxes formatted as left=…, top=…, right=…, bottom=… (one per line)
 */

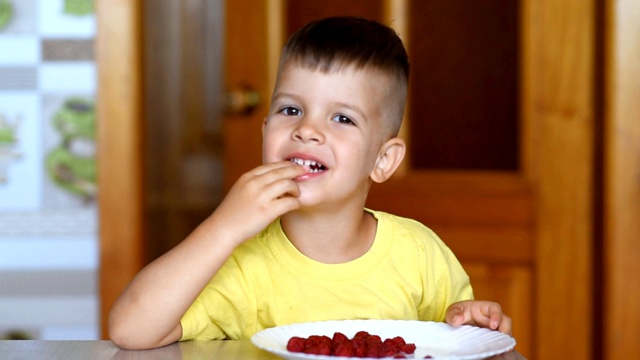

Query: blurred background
left=1, top=1, right=639, bottom=360
left=0, top=0, right=99, bottom=340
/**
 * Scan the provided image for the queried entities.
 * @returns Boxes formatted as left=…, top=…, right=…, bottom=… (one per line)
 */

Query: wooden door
left=225, top=1, right=533, bottom=357
left=222, top=1, right=595, bottom=359
left=98, top=0, right=602, bottom=358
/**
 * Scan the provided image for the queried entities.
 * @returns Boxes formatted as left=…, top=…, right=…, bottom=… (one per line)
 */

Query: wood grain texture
left=465, top=263, right=533, bottom=357
left=604, top=0, right=640, bottom=359
left=96, top=0, right=145, bottom=340
left=521, top=0, right=595, bottom=358
left=222, top=0, right=269, bottom=192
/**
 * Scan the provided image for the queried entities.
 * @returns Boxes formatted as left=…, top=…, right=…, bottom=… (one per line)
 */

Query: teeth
left=291, top=158, right=315, bottom=166
left=289, top=158, right=326, bottom=172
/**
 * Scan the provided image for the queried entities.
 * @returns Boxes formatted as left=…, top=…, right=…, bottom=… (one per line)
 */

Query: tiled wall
left=0, top=0, right=98, bottom=340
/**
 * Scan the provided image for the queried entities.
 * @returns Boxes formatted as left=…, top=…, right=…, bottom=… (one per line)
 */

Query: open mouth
left=289, top=157, right=327, bottom=173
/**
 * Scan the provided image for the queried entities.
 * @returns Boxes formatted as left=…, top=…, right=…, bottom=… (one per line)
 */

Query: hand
left=210, top=161, right=307, bottom=246
left=445, top=300, right=512, bottom=335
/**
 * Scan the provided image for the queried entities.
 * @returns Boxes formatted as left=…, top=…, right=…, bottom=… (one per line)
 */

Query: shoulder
left=369, top=209, right=457, bottom=261
left=228, top=219, right=283, bottom=263
left=370, top=209, right=441, bottom=243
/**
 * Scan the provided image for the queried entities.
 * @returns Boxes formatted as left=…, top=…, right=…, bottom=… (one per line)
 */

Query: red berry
left=353, top=344, right=366, bottom=357
left=402, top=343, right=416, bottom=354
left=333, top=332, right=349, bottom=344
left=365, top=334, right=382, bottom=346
left=286, top=331, right=416, bottom=358
left=286, top=337, right=306, bottom=352
left=334, top=342, right=353, bottom=357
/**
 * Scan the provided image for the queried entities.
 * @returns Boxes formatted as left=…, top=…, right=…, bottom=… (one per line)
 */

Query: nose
left=292, top=115, right=325, bottom=144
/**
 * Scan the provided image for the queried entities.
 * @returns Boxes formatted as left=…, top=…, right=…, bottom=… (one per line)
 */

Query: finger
left=465, top=301, right=499, bottom=328
left=269, top=193, right=301, bottom=215
left=484, top=304, right=504, bottom=330
left=252, top=161, right=301, bottom=177
left=497, top=314, right=513, bottom=335
left=445, top=304, right=470, bottom=327
left=257, top=163, right=307, bottom=186
left=236, top=163, right=304, bottom=199
left=267, top=177, right=302, bottom=200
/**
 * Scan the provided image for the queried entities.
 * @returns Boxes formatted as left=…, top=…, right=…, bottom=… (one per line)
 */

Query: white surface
left=0, top=296, right=97, bottom=327
left=39, top=62, right=96, bottom=92
left=0, top=37, right=40, bottom=64
left=40, top=325, right=99, bottom=340
left=0, top=237, right=97, bottom=270
left=251, top=319, right=516, bottom=360
left=39, top=0, right=95, bottom=38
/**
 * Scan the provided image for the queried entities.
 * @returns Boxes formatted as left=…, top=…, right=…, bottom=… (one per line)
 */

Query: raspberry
left=286, top=336, right=306, bottom=352
left=332, top=332, right=349, bottom=345
left=391, top=336, right=406, bottom=346
left=365, top=334, right=382, bottom=347
left=353, top=344, right=367, bottom=357
left=286, top=331, right=416, bottom=359
left=366, top=346, right=382, bottom=358
left=334, top=342, right=353, bottom=357
left=402, top=343, right=417, bottom=354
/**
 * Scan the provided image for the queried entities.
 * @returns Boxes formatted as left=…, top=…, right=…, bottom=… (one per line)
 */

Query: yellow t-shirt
left=180, top=209, right=473, bottom=340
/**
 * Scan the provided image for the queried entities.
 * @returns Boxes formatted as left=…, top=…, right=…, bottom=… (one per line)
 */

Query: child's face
left=262, top=62, right=397, bottom=208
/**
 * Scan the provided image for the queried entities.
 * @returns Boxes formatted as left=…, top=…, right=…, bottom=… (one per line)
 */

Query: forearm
left=108, top=215, right=237, bottom=349
left=109, top=162, right=305, bottom=349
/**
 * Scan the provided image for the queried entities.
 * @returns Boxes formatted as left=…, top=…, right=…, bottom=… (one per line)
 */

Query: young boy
left=109, top=16, right=512, bottom=350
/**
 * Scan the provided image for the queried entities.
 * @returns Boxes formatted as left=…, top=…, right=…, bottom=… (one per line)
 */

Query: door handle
left=224, top=87, right=261, bottom=115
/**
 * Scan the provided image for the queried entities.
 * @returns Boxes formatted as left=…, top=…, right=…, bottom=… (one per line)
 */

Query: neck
left=281, top=206, right=377, bottom=264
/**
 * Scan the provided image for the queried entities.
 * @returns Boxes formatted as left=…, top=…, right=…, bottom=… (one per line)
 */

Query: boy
left=109, top=16, right=512, bottom=350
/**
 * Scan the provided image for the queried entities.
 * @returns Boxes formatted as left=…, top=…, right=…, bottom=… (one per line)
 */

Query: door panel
left=465, top=263, right=533, bottom=358
left=407, top=0, right=520, bottom=170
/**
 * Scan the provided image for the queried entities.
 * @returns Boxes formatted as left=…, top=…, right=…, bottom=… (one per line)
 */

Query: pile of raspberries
left=286, top=331, right=418, bottom=358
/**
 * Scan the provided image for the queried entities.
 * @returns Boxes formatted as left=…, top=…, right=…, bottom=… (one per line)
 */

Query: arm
left=108, top=161, right=306, bottom=350
left=445, top=300, right=513, bottom=335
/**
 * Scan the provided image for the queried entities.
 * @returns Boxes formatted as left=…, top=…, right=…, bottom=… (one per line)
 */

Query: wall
left=0, top=0, right=98, bottom=340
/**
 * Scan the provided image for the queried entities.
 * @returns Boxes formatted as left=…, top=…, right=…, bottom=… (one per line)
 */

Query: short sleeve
left=179, top=254, right=254, bottom=341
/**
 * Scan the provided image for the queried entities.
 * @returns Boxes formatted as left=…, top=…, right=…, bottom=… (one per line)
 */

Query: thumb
left=445, top=304, right=469, bottom=327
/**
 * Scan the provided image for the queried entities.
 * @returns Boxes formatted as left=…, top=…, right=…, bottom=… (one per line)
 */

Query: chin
left=293, top=194, right=324, bottom=210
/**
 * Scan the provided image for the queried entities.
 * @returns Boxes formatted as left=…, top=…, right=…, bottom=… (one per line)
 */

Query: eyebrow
left=333, top=101, right=367, bottom=120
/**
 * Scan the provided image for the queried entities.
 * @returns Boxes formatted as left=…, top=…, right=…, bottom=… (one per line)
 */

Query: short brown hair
left=279, top=16, right=409, bottom=135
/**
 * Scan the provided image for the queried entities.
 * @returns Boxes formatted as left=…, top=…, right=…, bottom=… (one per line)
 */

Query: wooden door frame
left=96, top=0, right=145, bottom=339
left=522, top=0, right=595, bottom=358
left=603, top=0, right=640, bottom=358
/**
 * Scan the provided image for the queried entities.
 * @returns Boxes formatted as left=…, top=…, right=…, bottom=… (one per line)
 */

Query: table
left=0, top=340, right=527, bottom=359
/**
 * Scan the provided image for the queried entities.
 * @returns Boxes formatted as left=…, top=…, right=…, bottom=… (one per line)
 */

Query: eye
left=279, top=106, right=301, bottom=116
left=331, top=114, right=355, bottom=125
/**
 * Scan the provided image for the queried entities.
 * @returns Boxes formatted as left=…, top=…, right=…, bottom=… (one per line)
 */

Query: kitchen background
left=0, top=0, right=99, bottom=339
left=0, top=0, right=226, bottom=340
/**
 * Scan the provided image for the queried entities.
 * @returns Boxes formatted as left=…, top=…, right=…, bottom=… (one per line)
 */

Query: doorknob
left=224, top=87, right=261, bottom=115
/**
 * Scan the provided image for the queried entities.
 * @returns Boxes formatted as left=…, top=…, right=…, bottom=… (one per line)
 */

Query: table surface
left=0, top=340, right=527, bottom=360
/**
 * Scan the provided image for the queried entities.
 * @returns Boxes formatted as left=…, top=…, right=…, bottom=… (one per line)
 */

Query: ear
left=370, top=137, right=406, bottom=183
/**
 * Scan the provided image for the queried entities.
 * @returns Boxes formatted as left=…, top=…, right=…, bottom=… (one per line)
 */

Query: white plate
left=251, top=319, right=516, bottom=360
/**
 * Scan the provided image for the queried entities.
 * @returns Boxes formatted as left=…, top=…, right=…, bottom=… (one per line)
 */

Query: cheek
left=347, top=143, right=379, bottom=173
left=361, top=142, right=385, bottom=172
left=261, top=139, right=273, bottom=164
left=261, top=130, right=282, bottom=164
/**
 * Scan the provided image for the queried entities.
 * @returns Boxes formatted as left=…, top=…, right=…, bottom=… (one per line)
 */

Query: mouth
left=289, top=157, right=327, bottom=173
